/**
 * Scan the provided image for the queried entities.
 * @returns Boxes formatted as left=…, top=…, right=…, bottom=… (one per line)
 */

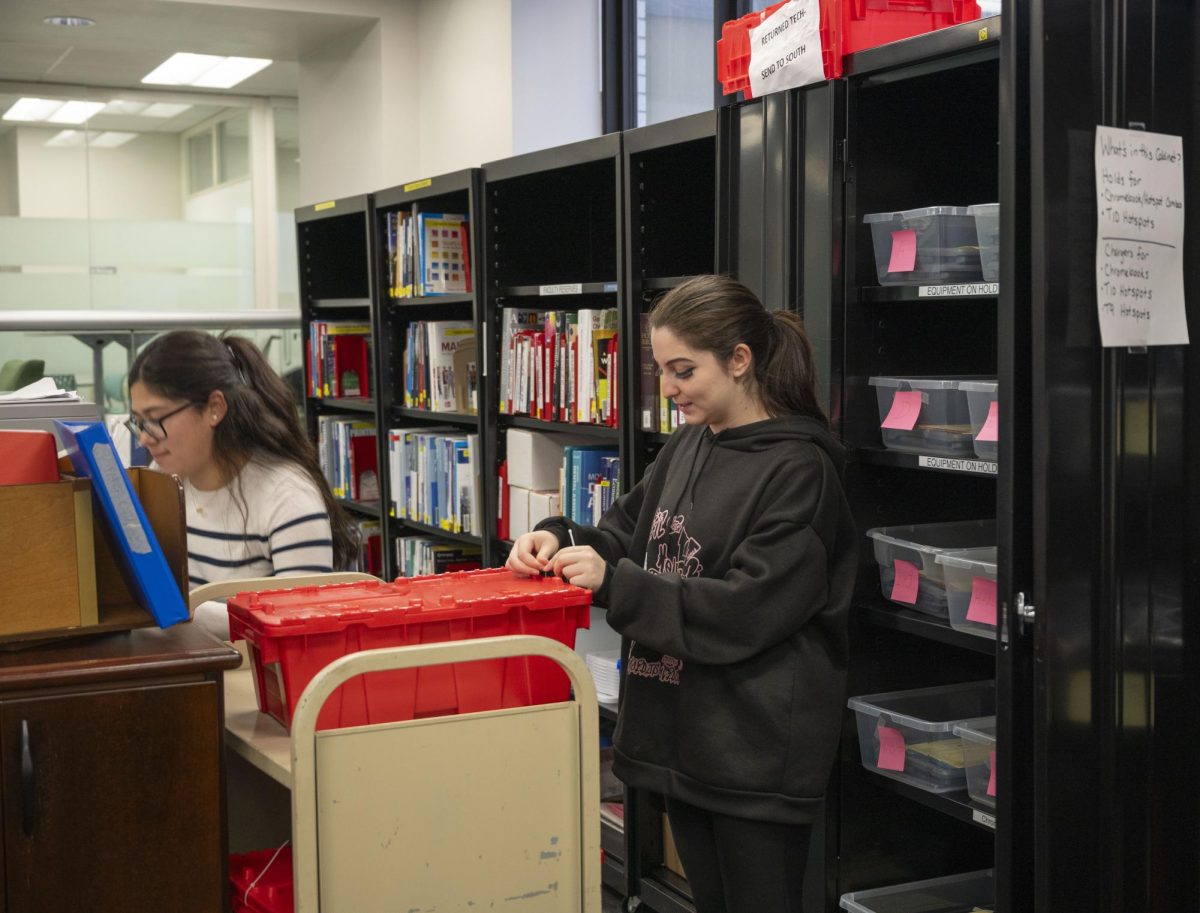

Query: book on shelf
left=416, top=213, right=471, bottom=296
left=563, top=445, right=619, bottom=525
left=387, top=426, right=480, bottom=536
left=395, top=536, right=482, bottom=577
left=318, top=417, right=377, bottom=499
left=499, top=306, right=618, bottom=426
left=353, top=518, right=382, bottom=576
left=307, top=321, right=372, bottom=399
left=386, top=210, right=414, bottom=299
left=403, top=321, right=477, bottom=413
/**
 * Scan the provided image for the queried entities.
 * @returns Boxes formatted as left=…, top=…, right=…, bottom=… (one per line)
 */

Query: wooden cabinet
left=0, top=624, right=240, bottom=913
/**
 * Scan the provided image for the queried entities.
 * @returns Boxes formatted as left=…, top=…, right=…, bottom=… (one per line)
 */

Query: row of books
left=637, top=313, right=685, bottom=433
left=352, top=518, right=382, bottom=576
left=499, top=307, right=619, bottom=426
left=386, top=427, right=481, bottom=537
left=384, top=210, right=472, bottom=298
left=307, top=320, right=372, bottom=399
left=403, top=321, right=478, bottom=414
left=395, top=536, right=482, bottom=577
left=498, top=446, right=619, bottom=539
left=317, top=417, right=379, bottom=501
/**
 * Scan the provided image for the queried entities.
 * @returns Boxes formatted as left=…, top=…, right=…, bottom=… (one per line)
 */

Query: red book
left=497, top=460, right=510, bottom=540
left=0, top=430, right=60, bottom=486
left=349, top=432, right=378, bottom=501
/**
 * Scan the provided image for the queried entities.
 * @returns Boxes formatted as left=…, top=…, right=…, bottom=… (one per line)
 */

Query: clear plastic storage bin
left=936, top=547, right=1002, bottom=639
left=870, top=376, right=994, bottom=458
left=968, top=202, right=1000, bottom=282
left=839, top=869, right=994, bottom=913
left=866, top=520, right=996, bottom=617
left=954, top=717, right=997, bottom=809
left=863, top=206, right=983, bottom=286
left=847, top=681, right=996, bottom=793
left=960, top=380, right=999, bottom=461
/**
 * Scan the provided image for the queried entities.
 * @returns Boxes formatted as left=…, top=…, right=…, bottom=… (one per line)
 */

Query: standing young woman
left=507, top=275, right=856, bottom=913
left=128, top=330, right=355, bottom=634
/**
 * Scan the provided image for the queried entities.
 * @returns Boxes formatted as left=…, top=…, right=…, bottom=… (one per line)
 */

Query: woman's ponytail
left=760, top=310, right=828, bottom=428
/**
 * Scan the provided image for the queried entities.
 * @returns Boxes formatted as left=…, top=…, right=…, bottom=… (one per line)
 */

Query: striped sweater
left=183, top=459, right=334, bottom=588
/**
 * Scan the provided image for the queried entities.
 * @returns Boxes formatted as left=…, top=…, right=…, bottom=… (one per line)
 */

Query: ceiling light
left=142, top=52, right=271, bottom=89
left=3, top=97, right=64, bottom=122
left=90, top=132, right=137, bottom=148
left=140, top=102, right=192, bottom=118
left=102, top=100, right=147, bottom=115
left=45, top=129, right=86, bottom=147
left=44, top=16, right=95, bottom=27
left=47, top=100, right=106, bottom=124
left=191, top=57, right=272, bottom=88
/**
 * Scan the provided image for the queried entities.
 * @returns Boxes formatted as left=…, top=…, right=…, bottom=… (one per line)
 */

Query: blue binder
left=55, top=420, right=189, bottom=628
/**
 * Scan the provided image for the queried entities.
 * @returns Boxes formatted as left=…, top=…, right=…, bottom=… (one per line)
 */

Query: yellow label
left=314, top=201, right=336, bottom=211
left=978, top=26, right=988, bottom=41
left=404, top=178, right=433, bottom=192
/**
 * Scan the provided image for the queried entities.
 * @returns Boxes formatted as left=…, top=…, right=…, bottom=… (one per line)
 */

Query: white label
left=748, top=0, right=825, bottom=99
left=918, top=455, right=998, bottom=475
left=93, top=442, right=150, bottom=553
left=1094, top=126, right=1188, bottom=347
left=973, top=809, right=997, bottom=829
left=917, top=282, right=999, bottom=297
left=539, top=283, right=583, bottom=296
left=642, top=409, right=652, bottom=428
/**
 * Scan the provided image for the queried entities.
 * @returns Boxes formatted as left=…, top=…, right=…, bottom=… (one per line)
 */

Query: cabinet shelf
left=391, top=517, right=483, bottom=546
left=392, top=406, right=480, bottom=426
left=310, top=297, right=371, bottom=310
left=640, top=869, right=696, bottom=913
left=641, top=276, right=693, bottom=291
left=312, top=397, right=375, bottom=414
left=388, top=293, right=475, bottom=309
left=864, top=773, right=997, bottom=833
left=338, top=499, right=382, bottom=518
left=501, top=415, right=619, bottom=439
left=857, top=448, right=997, bottom=477
left=498, top=282, right=619, bottom=298
left=859, top=283, right=998, bottom=302
left=856, top=600, right=995, bottom=654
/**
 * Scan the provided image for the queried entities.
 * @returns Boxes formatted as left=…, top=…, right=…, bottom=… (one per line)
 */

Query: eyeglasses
left=123, top=402, right=195, bottom=443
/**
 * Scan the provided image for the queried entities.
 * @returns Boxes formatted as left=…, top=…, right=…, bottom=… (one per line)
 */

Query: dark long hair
left=129, top=329, right=356, bottom=569
left=649, top=274, right=828, bottom=428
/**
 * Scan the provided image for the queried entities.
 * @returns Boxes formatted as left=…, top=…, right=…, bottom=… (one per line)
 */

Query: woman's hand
left=506, top=530, right=561, bottom=576
left=549, top=546, right=608, bottom=592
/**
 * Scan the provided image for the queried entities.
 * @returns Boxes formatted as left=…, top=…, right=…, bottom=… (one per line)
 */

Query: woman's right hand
left=506, top=530, right=561, bottom=576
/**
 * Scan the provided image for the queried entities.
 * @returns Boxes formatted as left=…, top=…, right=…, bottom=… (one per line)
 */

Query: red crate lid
left=228, top=568, right=592, bottom=635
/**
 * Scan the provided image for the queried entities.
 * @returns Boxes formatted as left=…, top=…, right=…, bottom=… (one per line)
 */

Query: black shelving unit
left=826, top=16, right=1009, bottom=911
left=481, top=133, right=625, bottom=560
left=370, top=169, right=487, bottom=578
left=295, top=194, right=383, bottom=561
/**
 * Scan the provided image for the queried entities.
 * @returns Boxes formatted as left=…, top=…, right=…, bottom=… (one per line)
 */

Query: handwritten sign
left=748, top=0, right=825, bottom=98
left=1095, top=126, right=1188, bottom=346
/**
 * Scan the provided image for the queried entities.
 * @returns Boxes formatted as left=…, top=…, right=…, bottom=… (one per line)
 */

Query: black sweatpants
left=664, top=796, right=813, bottom=913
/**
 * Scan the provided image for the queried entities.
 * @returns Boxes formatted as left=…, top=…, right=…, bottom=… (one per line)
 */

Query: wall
left=16, top=127, right=180, bottom=220
left=511, top=0, right=602, bottom=156
left=0, top=131, right=17, bottom=217
left=417, top=0, right=512, bottom=175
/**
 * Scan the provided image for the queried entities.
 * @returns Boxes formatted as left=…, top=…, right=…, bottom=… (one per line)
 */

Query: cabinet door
left=0, top=680, right=224, bottom=913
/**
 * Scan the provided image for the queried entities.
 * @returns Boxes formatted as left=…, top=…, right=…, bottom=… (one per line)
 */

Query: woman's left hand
left=549, top=546, right=608, bottom=592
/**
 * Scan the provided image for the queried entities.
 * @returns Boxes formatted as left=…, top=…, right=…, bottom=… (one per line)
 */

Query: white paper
left=1095, top=126, right=1188, bottom=347
left=748, top=0, right=825, bottom=99
left=0, top=376, right=81, bottom=403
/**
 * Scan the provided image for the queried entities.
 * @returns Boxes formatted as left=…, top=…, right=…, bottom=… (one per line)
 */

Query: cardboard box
left=528, top=490, right=561, bottom=529
left=506, top=428, right=597, bottom=491
left=508, top=485, right=531, bottom=539
left=0, top=468, right=187, bottom=643
left=662, top=813, right=685, bottom=879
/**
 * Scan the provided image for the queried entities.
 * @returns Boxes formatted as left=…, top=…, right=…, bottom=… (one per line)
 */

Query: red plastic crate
left=718, top=0, right=979, bottom=97
left=228, top=569, right=591, bottom=732
left=230, top=846, right=293, bottom=913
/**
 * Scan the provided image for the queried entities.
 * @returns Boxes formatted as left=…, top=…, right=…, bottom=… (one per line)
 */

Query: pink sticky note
left=976, top=400, right=999, bottom=443
left=888, top=229, right=918, bottom=273
left=966, top=576, right=998, bottom=626
left=987, top=749, right=997, bottom=797
left=881, top=390, right=923, bottom=431
left=877, top=725, right=907, bottom=771
left=889, top=559, right=920, bottom=604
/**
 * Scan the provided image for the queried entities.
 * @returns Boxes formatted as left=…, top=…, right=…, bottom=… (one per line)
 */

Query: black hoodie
left=536, top=415, right=856, bottom=825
